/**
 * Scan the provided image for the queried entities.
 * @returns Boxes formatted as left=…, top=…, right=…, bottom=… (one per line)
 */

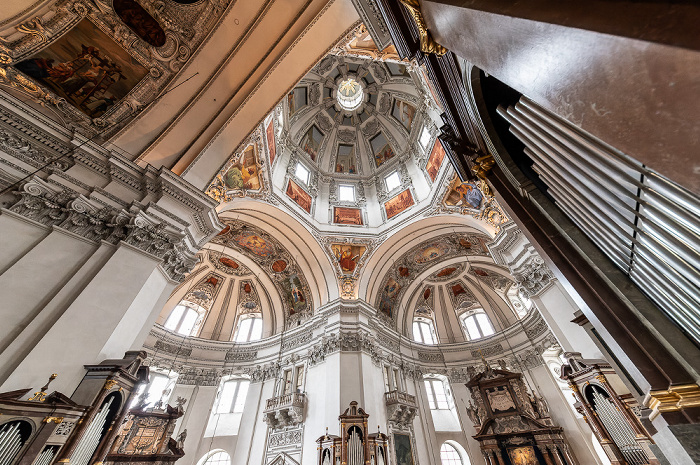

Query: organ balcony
left=263, top=392, right=306, bottom=429
left=384, top=390, right=417, bottom=428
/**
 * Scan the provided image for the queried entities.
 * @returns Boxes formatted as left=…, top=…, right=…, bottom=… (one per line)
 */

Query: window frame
left=460, top=309, right=495, bottom=341
left=164, top=303, right=203, bottom=337
left=233, top=313, right=263, bottom=343
left=413, top=317, right=438, bottom=345
left=216, top=378, right=250, bottom=414
left=338, top=184, right=356, bottom=202
left=424, top=377, right=450, bottom=410
left=439, top=442, right=465, bottom=465
left=384, top=171, right=401, bottom=192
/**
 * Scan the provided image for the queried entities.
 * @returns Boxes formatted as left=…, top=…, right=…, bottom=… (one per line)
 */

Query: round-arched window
left=460, top=310, right=494, bottom=341
left=233, top=313, right=263, bottom=342
left=413, top=317, right=438, bottom=345
left=164, top=303, right=204, bottom=336
left=440, top=442, right=470, bottom=465
left=199, top=450, right=231, bottom=465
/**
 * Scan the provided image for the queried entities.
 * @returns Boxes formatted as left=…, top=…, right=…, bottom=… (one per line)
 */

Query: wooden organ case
left=560, top=353, right=659, bottom=465
left=0, top=351, right=185, bottom=465
left=466, top=365, right=578, bottom=465
left=317, top=402, right=388, bottom=465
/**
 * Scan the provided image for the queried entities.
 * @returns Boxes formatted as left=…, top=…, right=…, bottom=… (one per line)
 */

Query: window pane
left=339, top=185, right=355, bottom=202
left=419, top=127, right=431, bottom=148
left=432, top=380, right=449, bottom=409
left=424, top=380, right=436, bottom=409
left=235, top=318, right=252, bottom=342
left=440, top=444, right=462, bottom=465
left=250, top=317, right=263, bottom=341
left=385, top=171, right=400, bottom=191
left=476, top=313, right=494, bottom=336
left=295, top=163, right=310, bottom=185
left=464, top=316, right=480, bottom=340
left=413, top=322, right=422, bottom=343
left=283, top=370, right=292, bottom=395
left=178, top=309, right=198, bottom=336
left=295, top=367, right=304, bottom=392
left=383, top=367, right=391, bottom=392
left=233, top=381, right=249, bottom=413
left=393, top=369, right=401, bottom=392
left=203, top=451, right=231, bottom=465
left=218, top=381, right=238, bottom=414
left=164, top=306, right=184, bottom=331
left=147, top=375, right=168, bottom=405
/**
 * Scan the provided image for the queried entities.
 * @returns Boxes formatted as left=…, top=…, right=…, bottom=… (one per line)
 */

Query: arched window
left=413, top=317, right=438, bottom=345
left=131, top=370, right=178, bottom=408
left=198, top=450, right=231, bottom=465
left=164, top=303, right=204, bottom=336
left=424, top=378, right=449, bottom=409
left=233, top=314, right=263, bottom=342
left=216, top=378, right=250, bottom=414
left=440, top=443, right=464, bottom=465
left=460, top=310, right=495, bottom=341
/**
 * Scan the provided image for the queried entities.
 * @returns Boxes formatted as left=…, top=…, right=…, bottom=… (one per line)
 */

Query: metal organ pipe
left=0, top=422, right=24, bottom=465
left=70, top=396, right=115, bottom=465
left=35, top=447, right=57, bottom=465
left=348, top=428, right=363, bottom=465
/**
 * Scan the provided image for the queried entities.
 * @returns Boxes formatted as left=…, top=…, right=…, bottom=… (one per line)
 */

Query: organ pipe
left=348, top=428, right=363, bottom=465
left=591, top=390, right=649, bottom=465
left=70, top=396, right=114, bottom=465
left=498, top=96, right=700, bottom=345
left=0, top=422, right=23, bottom=465
left=34, top=447, right=57, bottom=465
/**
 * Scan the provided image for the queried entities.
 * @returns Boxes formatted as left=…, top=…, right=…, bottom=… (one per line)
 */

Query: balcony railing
left=263, top=392, right=306, bottom=429
left=384, top=390, right=417, bottom=428
left=384, top=390, right=416, bottom=407
left=264, top=392, right=306, bottom=411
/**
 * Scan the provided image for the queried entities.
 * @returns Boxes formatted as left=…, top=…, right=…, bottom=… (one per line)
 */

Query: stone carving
left=246, top=361, right=281, bottom=383
left=417, top=351, right=444, bottom=362
left=225, top=350, right=259, bottom=362
left=470, top=344, right=503, bottom=358
left=154, top=340, right=192, bottom=357
left=337, top=129, right=356, bottom=143
left=514, top=257, right=554, bottom=298
left=7, top=178, right=198, bottom=281
left=268, top=428, right=303, bottom=447
left=281, top=331, right=314, bottom=351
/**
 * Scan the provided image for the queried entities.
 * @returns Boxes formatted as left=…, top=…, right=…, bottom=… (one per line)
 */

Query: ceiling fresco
left=210, top=220, right=314, bottom=327
left=374, top=233, right=491, bottom=324
left=1, top=0, right=231, bottom=137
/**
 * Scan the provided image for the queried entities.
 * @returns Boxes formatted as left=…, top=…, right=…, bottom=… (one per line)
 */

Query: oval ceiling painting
left=234, top=233, right=274, bottom=258
left=272, top=260, right=288, bottom=272
left=219, top=257, right=239, bottom=269
left=114, top=0, right=166, bottom=47
left=412, top=242, right=449, bottom=264
left=436, top=267, right=457, bottom=278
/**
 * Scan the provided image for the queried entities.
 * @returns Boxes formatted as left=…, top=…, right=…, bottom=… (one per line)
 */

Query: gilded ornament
left=644, top=383, right=700, bottom=420
left=43, top=416, right=64, bottom=424
left=398, top=0, right=447, bottom=56
left=103, top=379, right=119, bottom=390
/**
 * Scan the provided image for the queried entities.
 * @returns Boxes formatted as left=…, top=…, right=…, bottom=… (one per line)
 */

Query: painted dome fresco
left=206, top=53, right=453, bottom=234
